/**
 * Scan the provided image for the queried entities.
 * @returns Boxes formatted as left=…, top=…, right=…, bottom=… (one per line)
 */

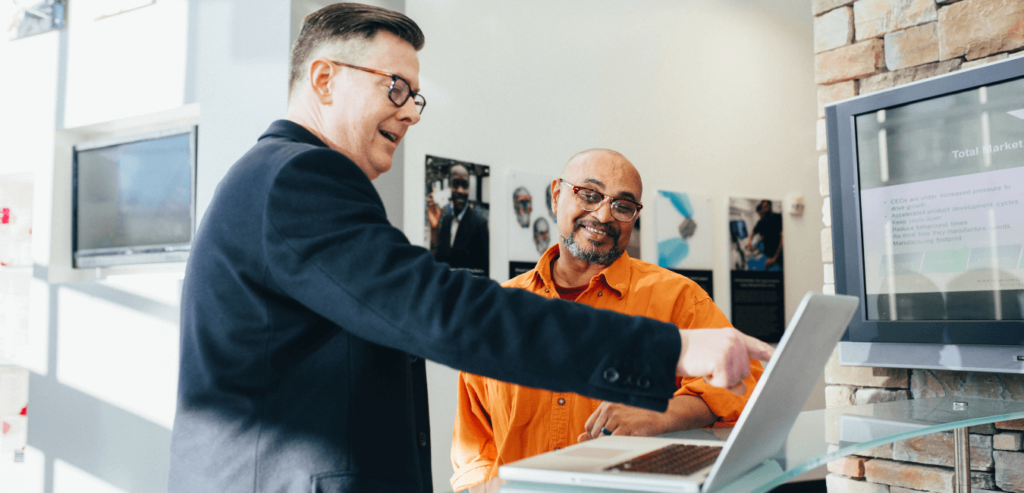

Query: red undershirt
left=550, top=257, right=588, bottom=301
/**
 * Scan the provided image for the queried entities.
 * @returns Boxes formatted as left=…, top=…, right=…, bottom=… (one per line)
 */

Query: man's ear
left=308, top=59, right=335, bottom=104
left=550, top=178, right=561, bottom=215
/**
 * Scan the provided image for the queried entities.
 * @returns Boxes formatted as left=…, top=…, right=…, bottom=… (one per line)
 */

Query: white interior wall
left=403, top=1, right=821, bottom=490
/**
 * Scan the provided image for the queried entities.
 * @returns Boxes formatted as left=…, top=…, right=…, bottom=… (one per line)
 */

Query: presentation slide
left=862, top=164, right=1024, bottom=295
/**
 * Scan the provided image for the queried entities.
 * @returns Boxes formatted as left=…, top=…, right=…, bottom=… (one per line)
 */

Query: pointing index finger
left=744, top=334, right=774, bottom=362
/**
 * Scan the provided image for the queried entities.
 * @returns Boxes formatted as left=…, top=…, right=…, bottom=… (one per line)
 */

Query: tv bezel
left=71, top=125, right=198, bottom=269
left=826, top=56, right=1024, bottom=360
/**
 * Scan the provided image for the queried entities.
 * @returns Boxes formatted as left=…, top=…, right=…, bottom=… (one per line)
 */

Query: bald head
left=560, top=149, right=643, bottom=201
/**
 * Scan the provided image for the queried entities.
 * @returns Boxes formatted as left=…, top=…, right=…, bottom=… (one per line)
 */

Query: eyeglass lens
left=389, top=76, right=426, bottom=114
left=575, top=188, right=638, bottom=221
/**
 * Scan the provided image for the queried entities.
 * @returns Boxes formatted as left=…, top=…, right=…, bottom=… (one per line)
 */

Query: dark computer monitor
left=72, top=126, right=197, bottom=268
left=826, top=56, right=1024, bottom=373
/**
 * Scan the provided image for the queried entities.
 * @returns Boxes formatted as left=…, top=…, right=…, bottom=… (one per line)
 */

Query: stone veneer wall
left=813, top=0, right=1024, bottom=492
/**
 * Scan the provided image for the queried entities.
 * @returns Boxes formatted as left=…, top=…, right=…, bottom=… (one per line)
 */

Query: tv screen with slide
left=72, top=126, right=197, bottom=268
left=826, top=57, right=1024, bottom=373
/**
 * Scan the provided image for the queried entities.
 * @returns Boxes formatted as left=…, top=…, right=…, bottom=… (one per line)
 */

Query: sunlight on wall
left=55, top=284, right=179, bottom=429
left=0, top=445, right=45, bottom=493
left=0, top=27, right=58, bottom=177
left=55, top=458, right=128, bottom=493
left=63, top=0, right=189, bottom=128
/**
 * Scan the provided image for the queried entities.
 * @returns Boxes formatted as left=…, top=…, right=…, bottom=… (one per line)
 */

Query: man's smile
left=379, top=129, right=399, bottom=143
left=575, top=220, right=618, bottom=244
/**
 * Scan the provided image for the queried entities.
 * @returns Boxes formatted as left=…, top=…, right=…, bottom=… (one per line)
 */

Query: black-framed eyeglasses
left=329, top=61, right=426, bottom=114
left=559, top=179, right=642, bottom=222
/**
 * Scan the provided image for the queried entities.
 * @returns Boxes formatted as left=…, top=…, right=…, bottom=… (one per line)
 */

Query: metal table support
left=952, top=400, right=970, bottom=493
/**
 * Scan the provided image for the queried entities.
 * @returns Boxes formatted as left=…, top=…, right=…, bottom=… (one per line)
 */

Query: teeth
left=584, top=226, right=607, bottom=236
left=380, top=130, right=397, bottom=142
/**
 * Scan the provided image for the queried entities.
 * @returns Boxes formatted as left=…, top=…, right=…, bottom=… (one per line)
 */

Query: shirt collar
left=534, top=245, right=632, bottom=298
left=453, top=205, right=469, bottom=222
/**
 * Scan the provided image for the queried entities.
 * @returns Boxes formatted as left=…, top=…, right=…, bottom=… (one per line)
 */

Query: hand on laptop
left=576, top=395, right=718, bottom=443
left=677, top=328, right=773, bottom=395
left=577, top=402, right=667, bottom=444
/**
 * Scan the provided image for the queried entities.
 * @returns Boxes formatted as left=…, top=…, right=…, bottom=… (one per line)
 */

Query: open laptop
left=499, top=292, right=859, bottom=493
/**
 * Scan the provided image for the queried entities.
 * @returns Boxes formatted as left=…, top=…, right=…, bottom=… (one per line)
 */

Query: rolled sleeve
left=451, top=372, right=498, bottom=491
left=674, top=359, right=764, bottom=427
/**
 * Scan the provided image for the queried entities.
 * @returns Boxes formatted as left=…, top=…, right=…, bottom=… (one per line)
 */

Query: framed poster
left=655, top=190, right=713, bottom=297
left=507, top=171, right=557, bottom=279
left=425, top=156, right=490, bottom=277
left=729, top=197, right=785, bottom=342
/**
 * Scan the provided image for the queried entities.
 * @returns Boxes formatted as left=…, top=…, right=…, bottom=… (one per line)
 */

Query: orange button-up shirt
left=450, top=247, right=764, bottom=491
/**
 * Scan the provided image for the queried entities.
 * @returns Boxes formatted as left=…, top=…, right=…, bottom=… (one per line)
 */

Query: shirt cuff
left=451, top=461, right=494, bottom=492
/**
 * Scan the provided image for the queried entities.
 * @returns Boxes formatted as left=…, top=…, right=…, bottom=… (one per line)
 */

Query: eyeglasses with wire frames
left=329, top=61, right=426, bottom=114
left=559, top=179, right=642, bottom=222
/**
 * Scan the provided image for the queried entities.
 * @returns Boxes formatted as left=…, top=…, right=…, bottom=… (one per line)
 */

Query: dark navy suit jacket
left=435, top=206, right=489, bottom=276
left=169, top=120, right=682, bottom=493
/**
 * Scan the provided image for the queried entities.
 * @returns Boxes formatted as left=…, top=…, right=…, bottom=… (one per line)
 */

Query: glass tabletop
left=489, top=396, right=1024, bottom=493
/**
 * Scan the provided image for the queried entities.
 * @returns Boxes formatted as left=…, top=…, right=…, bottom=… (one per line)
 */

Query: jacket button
left=639, top=377, right=651, bottom=389
left=419, top=432, right=428, bottom=447
left=603, top=368, right=619, bottom=383
left=558, top=398, right=565, bottom=405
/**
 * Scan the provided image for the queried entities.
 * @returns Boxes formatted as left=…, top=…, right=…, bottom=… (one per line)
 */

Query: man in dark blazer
left=168, top=4, right=773, bottom=493
left=434, top=164, right=489, bottom=276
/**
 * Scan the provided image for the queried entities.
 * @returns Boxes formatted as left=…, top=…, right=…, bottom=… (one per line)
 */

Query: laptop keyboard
left=604, top=444, right=722, bottom=476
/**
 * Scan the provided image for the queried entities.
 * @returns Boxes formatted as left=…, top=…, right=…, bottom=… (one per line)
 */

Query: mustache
left=573, top=219, right=619, bottom=242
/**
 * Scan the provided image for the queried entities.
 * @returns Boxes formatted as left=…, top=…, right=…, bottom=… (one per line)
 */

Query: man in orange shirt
left=450, top=149, right=764, bottom=491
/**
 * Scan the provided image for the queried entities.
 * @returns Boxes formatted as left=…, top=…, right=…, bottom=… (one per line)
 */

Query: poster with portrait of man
left=654, top=190, right=713, bottom=297
left=507, top=171, right=558, bottom=280
left=425, top=155, right=490, bottom=277
left=729, top=197, right=785, bottom=342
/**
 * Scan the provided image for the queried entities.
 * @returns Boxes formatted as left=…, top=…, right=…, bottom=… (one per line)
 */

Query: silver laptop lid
left=701, top=292, right=858, bottom=492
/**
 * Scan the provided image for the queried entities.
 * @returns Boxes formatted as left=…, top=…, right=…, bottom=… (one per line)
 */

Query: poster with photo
left=729, top=197, right=785, bottom=342
left=425, top=156, right=490, bottom=277
left=507, top=171, right=558, bottom=280
left=655, top=191, right=713, bottom=297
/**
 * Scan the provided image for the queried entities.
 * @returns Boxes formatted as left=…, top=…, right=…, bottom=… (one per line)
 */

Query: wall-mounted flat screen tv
left=826, top=57, right=1024, bottom=373
left=72, top=126, right=197, bottom=268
